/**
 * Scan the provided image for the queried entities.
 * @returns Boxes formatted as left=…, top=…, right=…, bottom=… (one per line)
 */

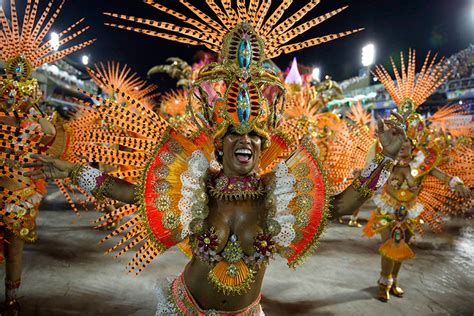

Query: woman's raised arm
left=330, top=113, right=406, bottom=218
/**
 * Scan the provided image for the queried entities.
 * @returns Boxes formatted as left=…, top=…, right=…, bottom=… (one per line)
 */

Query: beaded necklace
left=208, top=172, right=264, bottom=201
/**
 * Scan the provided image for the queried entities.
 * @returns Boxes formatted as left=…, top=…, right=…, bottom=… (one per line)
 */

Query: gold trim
left=208, top=265, right=256, bottom=296
left=208, top=186, right=264, bottom=201
left=288, top=138, right=331, bottom=269
left=135, top=128, right=173, bottom=255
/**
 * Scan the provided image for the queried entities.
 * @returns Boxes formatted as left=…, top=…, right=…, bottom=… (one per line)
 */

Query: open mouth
left=234, top=148, right=253, bottom=164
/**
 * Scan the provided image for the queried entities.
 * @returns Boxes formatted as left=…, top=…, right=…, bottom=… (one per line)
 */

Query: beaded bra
left=191, top=229, right=275, bottom=295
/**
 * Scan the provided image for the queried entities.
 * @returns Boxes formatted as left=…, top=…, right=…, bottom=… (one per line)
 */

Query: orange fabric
left=33, top=179, right=47, bottom=195
left=379, top=239, right=415, bottom=262
left=363, top=211, right=377, bottom=237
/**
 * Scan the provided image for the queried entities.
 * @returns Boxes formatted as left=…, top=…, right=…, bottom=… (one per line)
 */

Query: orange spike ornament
left=373, top=49, right=448, bottom=117
left=87, top=62, right=159, bottom=110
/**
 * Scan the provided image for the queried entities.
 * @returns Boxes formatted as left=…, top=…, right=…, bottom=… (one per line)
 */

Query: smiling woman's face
left=222, top=127, right=262, bottom=176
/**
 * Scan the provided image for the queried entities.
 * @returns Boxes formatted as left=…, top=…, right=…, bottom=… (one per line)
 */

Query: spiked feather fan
left=87, top=62, right=159, bottom=109
left=0, top=0, right=95, bottom=69
left=373, top=49, right=449, bottom=109
left=104, top=0, right=363, bottom=59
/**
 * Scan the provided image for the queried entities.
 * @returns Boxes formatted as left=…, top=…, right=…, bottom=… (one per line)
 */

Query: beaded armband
left=70, top=165, right=115, bottom=200
left=353, top=153, right=395, bottom=198
left=448, top=176, right=464, bottom=190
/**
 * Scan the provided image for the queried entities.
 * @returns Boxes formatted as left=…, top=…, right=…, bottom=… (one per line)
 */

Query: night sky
left=14, top=0, right=474, bottom=85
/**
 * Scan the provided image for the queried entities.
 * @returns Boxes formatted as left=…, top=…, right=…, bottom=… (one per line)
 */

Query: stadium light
left=361, top=43, right=376, bottom=67
left=312, top=67, right=321, bottom=82
left=50, top=32, right=60, bottom=51
left=81, top=55, right=89, bottom=66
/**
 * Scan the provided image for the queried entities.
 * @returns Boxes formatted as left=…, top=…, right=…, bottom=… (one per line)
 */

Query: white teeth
left=235, top=149, right=252, bottom=155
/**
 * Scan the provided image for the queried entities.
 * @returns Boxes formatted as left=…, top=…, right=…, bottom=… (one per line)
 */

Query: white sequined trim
left=373, top=194, right=423, bottom=219
left=155, top=277, right=177, bottom=315
left=373, top=194, right=395, bottom=214
left=361, top=160, right=378, bottom=178
left=409, top=150, right=425, bottom=170
left=409, top=203, right=424, bottom=219
left=376, top=169, right=391, bottom=189
left=179, top=150, right=209, bottom=239
left=77, top=166, right=103, bottom=193
left=271, top=161, right=296, bottom=247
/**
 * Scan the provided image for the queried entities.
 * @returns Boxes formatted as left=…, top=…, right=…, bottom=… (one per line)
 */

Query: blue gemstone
left=238, top=38, right=252, bottom=69
left=400, top=205, right=405, bottom=211
left=237, top=87, right=251, bottom=125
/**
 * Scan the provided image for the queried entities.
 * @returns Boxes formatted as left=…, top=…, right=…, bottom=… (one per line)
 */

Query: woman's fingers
left=23, top=162, right=44, bottom=168
left=384, top=120, right=407, bottom=139
left=30, top=154, right=51, bottom=163
left=29, top=173, right=46, bottom=180
left=390, top=110, right=404, bottom=122
left=24, top=169, right=43, bottom=176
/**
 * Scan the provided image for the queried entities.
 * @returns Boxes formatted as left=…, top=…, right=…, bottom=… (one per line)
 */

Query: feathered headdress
left=373, top=49, right=448, bottom=115
left=373, top=50, right=449, bottom=146
left=1, top=0, right=95, bottom=78
left=0, top=0, right=94, bottom=111
left=105, top=0, right=362, bottom=146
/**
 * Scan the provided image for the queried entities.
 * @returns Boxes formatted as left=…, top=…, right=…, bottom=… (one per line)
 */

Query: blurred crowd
left=445, top=44, right=474, bottom=79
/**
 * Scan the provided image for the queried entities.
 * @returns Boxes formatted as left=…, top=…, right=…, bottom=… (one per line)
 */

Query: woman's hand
left=454, top=184, right=472, bottom=199
left=23, top=154, right=76, bottom=180
left=376, top=111, right=407, bottom=159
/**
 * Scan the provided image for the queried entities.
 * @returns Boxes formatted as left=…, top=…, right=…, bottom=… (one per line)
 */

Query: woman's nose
left=239, top=134, right=251, bottom=144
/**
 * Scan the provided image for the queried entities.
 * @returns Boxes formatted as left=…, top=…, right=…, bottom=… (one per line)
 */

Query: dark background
left=8, top=0, right=474, bottom=87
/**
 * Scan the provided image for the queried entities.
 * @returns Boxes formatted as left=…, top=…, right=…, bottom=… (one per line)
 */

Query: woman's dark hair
left=215, top=149, right=223, bottom=164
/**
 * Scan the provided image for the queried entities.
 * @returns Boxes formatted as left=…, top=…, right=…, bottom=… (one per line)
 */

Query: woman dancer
left=26, top=1, right=407, bottom=314
left=364, top=50, right=472, bottom=302
left=0, top=1, right=93, bottom=313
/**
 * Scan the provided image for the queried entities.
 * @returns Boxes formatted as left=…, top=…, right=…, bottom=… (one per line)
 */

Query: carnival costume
left=363, top=50, right=473, bottom=301
left=0, top=0, right=93, bottom=312
left=29, top=1, right=404, bottom=314
left=280, top=65, right=373, bottom=197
